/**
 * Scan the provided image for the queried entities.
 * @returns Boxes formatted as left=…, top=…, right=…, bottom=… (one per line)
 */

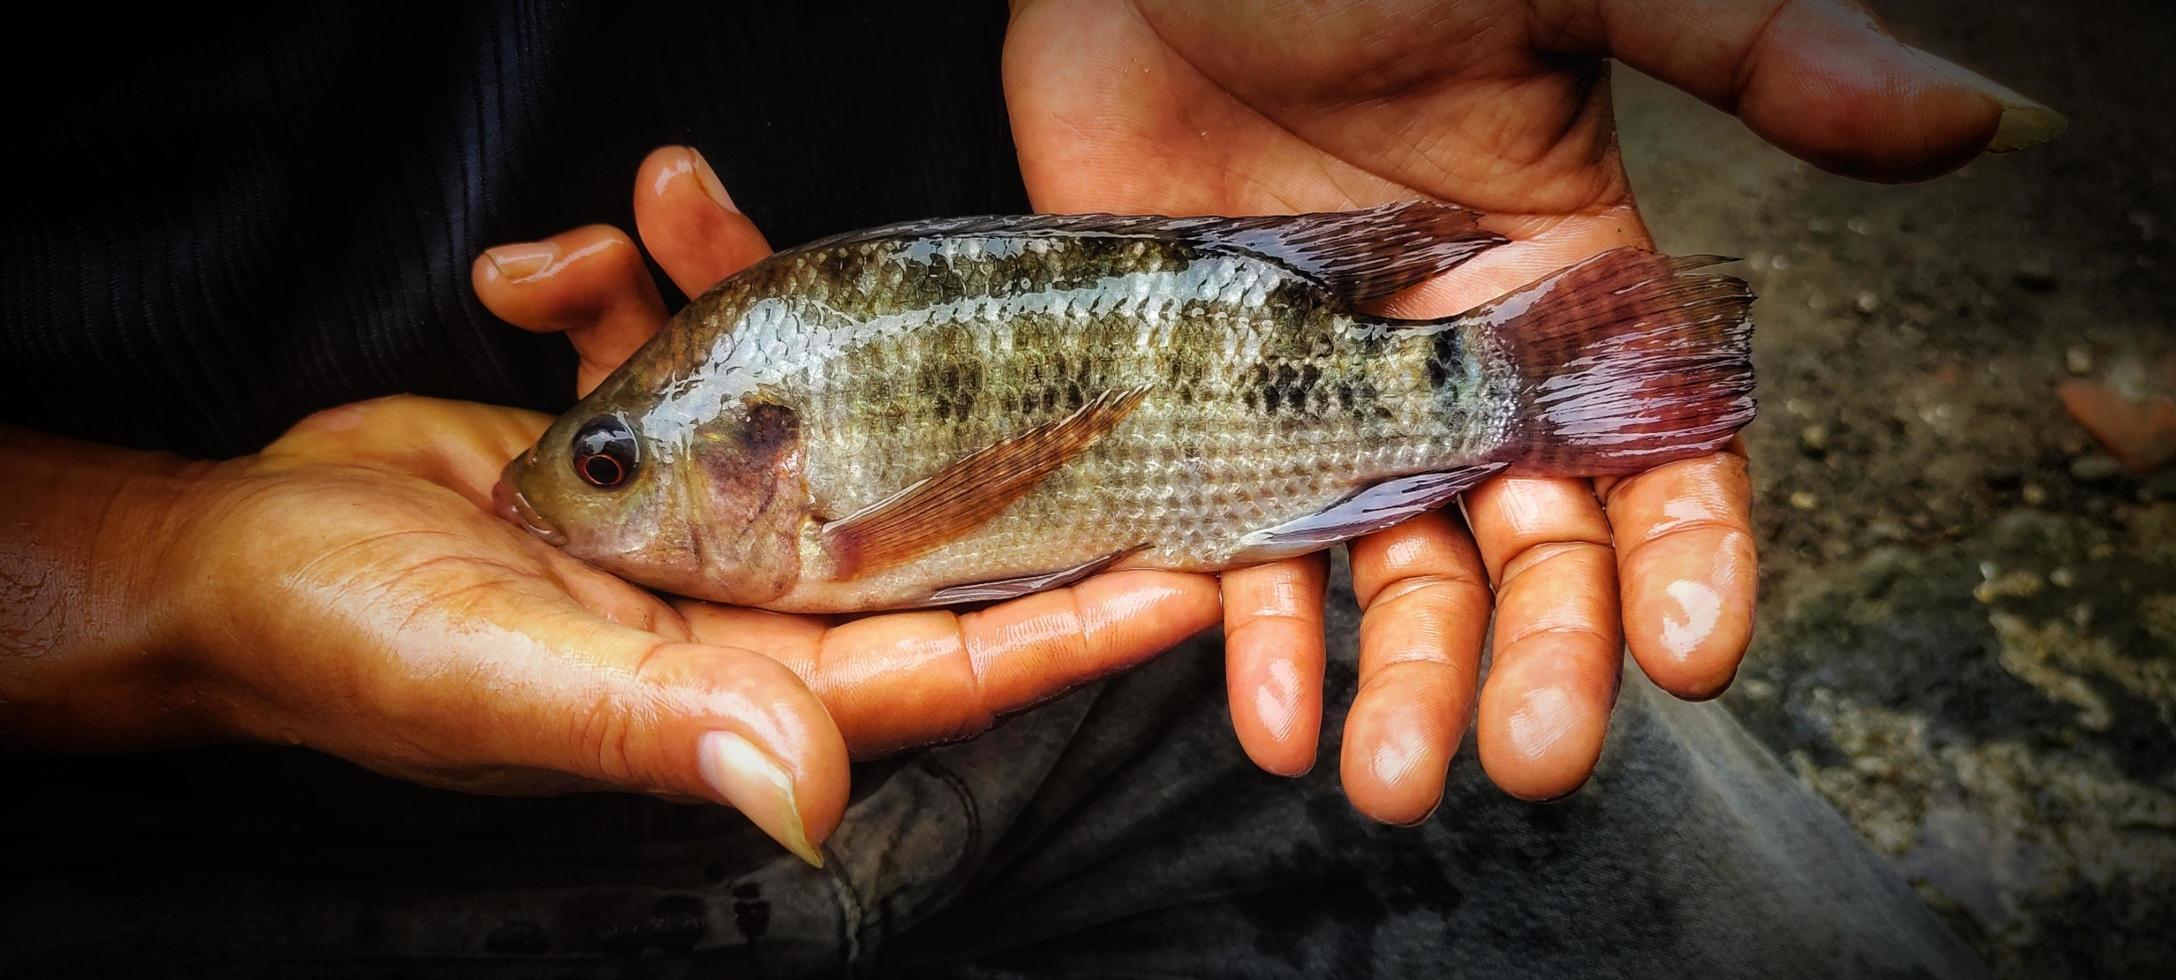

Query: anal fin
left=923, top=546, right=1145, bottom=606
left=823, top=387, right=1151, bottom=581
left=1229, top=464, right=1505, bottom=564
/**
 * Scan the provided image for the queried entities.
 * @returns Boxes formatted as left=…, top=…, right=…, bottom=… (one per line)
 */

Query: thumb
left=456, top=613, right=851, bottom=866
left=1546, top=0, right=2064, bottom=181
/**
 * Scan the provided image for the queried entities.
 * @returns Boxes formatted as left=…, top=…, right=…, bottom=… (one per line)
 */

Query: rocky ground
left=1611, top=1, right=2175, bottom=975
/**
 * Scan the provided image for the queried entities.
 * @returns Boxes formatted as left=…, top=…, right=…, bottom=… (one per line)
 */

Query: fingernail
left=686, top=147, right=737, bottom=212
left=1909, top=48, right=2067, bottom=153
left=484, top=241, right=560, bottom=281
left=1384, top=796, right=1444, bottom=828
left=697, top=730, right=823, bottom=867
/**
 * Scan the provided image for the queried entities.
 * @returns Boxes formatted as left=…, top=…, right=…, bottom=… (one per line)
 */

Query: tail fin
left=1478, top=248, right=1756, bottom=475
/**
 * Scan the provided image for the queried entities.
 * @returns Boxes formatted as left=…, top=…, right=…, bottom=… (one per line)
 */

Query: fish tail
left=1477, top=247, right=1756, bottom=474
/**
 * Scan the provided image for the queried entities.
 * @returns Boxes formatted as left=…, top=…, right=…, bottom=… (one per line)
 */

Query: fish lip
left=492, top=462, right=569, bottom=547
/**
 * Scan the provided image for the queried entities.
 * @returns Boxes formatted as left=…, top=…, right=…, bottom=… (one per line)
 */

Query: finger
left=1221, top=555, right=1330, bottom=776
left=1597, top=442, right=1757, bottom=700
left=633, top=145, right=773, bottom=298
left=1464, top=475, right=1622, bottom=801
left=1536, top=0, right=2060, bottom=180
left=547, top=552, right=694, bottom=641
left=1342, top=513, right=1492, bottom=825
left=719, top=571, right=1221, bottom=758
left=356, top=582, right=849, bottom=867
left=673, top=601, right=834, bottom=661
left=471, top=224, right=668, bottom=396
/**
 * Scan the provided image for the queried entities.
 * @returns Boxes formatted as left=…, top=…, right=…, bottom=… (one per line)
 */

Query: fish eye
left=571, top=416, right=639, bottom=490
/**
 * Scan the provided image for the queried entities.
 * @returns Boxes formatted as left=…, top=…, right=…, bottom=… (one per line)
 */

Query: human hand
left=0, top=174, right=1221, bottom=868
left=119, top=392, right=1217, bottom=864
left=1005, top=0, right=2061, bottom=819
left=446, top=147, right=1221, bottom=857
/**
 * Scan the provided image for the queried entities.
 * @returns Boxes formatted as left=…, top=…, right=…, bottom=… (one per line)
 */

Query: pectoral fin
left=822, top=387, right=1151, bottom=580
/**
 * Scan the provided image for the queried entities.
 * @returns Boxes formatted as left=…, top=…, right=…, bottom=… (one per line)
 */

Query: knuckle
left=938, top=615, right=999, bottom=730
left=565, top=693, right=654, bottom=789
left=1364, top=570, right=1491, bottom=613
left=1224, top=611, right=1320, bottom=654
left=1360, top=657, right=1462, bottom=702
left=1495, top=538, right=1613, bottom=591
left=1519, top=610, right=1617, bottom=643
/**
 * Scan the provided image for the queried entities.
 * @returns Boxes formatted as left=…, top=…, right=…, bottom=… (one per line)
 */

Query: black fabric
left=1, top=1, right=1028, bottom=459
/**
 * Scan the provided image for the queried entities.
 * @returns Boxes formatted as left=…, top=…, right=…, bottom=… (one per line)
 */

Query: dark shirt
left=3, top=2, right=1027, bottom=459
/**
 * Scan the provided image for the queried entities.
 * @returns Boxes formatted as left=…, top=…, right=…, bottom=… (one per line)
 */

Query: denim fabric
left=1, top=595, right=1986, bottom=979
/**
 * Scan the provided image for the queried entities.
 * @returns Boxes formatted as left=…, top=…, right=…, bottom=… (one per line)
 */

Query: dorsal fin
left=788, top=201, right=1505, bottom=302
left=1192, top=201, right=1507, bottom=301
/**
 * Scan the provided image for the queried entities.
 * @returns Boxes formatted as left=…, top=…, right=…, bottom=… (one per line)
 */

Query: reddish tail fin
left=1477, top=248, right=1756, bottom=475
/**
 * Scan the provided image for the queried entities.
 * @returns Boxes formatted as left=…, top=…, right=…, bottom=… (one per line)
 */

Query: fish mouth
left=492, top=459, right=568, bottom=547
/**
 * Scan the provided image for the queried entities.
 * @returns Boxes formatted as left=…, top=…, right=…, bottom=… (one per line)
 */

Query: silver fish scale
left=723, top=235, right=1514, bottom=597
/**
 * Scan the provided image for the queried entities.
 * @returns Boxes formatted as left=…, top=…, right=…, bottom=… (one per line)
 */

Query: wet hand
left=1005, top=0, right=2059, bottom=819
left=142, top=392, right=1212, bottom=865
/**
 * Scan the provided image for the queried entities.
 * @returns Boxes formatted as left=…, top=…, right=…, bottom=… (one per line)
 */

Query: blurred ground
left=1613, top=0, right=2175, bottom=975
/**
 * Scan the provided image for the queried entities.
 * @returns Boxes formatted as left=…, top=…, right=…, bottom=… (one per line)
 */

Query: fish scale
left=497, top=202, right=1754, bottom=612
left=770, top=237, right=1492, bottom=600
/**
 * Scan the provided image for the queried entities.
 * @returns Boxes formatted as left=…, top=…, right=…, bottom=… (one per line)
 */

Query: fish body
left=495, top=203, right=1755, bottom=612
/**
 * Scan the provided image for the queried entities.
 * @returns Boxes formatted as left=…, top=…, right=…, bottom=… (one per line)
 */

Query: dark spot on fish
left=1272, top=363, right=1307, bottom=415
left=1426, top=328, right=1464, bottom=393
left=741, top=401, right=799, bottom=457
left=1267, top=278, right=1318, bottom=309
left=957, top=366, right=984, bottom=418
left=917, top=356, right=982, bottom=424
left=1242, top=363, right=1273, bottom=413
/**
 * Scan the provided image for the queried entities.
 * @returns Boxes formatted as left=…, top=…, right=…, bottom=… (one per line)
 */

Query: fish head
left=494, top=383, right=808, bottom=606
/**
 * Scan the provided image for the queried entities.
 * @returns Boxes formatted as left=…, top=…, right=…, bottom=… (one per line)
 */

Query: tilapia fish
left=493, top=202, right=1755, bottom=612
